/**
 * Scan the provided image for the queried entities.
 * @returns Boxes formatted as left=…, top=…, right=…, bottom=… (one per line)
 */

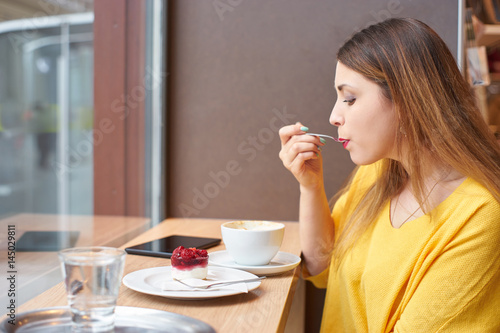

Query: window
left=0, top=0, right=167, bottom=305
left=0, top=3, right=94, bottom=217
left=0, top=0, right=167, bottom=221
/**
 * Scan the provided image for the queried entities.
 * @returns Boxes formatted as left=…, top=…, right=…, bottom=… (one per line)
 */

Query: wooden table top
left=14, top=218, right=301, bottom=333
left=0, top=214, right=150, bottom=306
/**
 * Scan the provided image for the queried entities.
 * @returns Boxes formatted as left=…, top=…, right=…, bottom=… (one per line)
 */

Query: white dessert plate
left=123, top=266, right=261, bottom=300
left=208, top=251, right=301, bottom=275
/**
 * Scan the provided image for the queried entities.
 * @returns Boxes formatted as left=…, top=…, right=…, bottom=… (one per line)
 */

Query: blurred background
left=0, top=0, right=93, bottom=217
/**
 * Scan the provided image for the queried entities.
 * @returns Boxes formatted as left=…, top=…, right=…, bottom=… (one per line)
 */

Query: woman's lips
left=340, top=139, right=349, bottom=149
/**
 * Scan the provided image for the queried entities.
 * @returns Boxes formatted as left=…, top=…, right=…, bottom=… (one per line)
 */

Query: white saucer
left=123, top=266, right=261, bottom=300
left=209, top=251, right=301, bottom=275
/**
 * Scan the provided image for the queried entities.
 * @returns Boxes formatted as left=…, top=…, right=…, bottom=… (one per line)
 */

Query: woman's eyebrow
left=336, top=83, right=352, bottom=91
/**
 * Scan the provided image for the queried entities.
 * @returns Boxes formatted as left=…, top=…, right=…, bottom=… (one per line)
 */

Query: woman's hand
left=280, top=123, right=334, bottom=275
left=279, top=123, right=325, bottom=189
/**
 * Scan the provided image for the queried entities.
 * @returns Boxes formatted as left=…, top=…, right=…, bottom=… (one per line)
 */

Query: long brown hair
left=332, top=18, right=500, bottom=267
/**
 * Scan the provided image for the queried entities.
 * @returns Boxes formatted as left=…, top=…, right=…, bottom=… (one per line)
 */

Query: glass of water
left=58, top=247, right=126, bottom=332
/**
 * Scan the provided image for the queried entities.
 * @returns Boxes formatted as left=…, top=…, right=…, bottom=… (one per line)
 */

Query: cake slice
left=171, top=246, right=209, bottom=280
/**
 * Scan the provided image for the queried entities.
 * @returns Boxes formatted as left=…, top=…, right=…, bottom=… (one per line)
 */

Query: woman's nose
left=329, top=103, right=344, bottom=127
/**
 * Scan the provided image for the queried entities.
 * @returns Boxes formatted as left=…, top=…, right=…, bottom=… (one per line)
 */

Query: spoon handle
left=174, top=276, right=266, bottom=289
left=306, top=133, right=344, bottom=142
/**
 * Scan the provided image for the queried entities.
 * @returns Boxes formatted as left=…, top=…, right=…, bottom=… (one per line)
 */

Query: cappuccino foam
left=225, top=221, right=280, bottom=231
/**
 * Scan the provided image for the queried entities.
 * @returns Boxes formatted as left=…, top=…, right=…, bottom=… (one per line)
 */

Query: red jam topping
left=171, top=246, right=208, bottom=270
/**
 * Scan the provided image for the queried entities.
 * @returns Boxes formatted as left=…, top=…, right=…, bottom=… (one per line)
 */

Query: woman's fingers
left=280, top=132, right=324, bottom=180
left=288, top=150, right=320, bottom=172
left=281, top=141, right=318, bottom=165
left=279, top=123, right=326, bottom=187
left=279, top=123, right=308, bottom=146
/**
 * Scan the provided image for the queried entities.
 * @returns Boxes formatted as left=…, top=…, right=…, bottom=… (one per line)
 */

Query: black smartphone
left=16, top=231, right=80, bottom=252
left=125, top=235, right=221, bottom=258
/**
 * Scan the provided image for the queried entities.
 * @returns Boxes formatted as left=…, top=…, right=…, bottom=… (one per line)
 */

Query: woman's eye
left=343, top=98, right=356, bottom=106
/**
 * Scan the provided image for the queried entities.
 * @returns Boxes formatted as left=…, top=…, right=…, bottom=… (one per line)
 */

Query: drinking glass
left=58, top=247, right=126, bottom=332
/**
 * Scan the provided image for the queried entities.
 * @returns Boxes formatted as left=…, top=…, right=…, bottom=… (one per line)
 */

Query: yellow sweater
left=307, top=163, right=500, bottom=332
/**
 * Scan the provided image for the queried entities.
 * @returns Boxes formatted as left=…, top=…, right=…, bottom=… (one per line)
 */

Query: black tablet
left=125, top=235, right=221, bottom=258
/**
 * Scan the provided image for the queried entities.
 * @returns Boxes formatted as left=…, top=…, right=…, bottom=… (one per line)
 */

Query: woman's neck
left=390, top=156, right=466, bottom=228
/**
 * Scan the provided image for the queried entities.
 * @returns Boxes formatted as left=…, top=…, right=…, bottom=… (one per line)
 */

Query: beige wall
left=166, top=0, right=460, bottom=223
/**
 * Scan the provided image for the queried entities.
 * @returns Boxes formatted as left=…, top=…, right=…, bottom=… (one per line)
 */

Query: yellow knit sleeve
left=303, top=264, right=330, bottom=289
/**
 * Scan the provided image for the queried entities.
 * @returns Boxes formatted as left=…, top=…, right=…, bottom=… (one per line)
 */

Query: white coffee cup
left=221, top=220, right=285, bottom=266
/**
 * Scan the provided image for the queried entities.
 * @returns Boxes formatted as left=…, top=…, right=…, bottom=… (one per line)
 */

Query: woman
left=279, top=18, right=500, bottom=332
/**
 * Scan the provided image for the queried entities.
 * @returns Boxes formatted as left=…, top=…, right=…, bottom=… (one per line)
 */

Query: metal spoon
left=306, top=133, right=346, bottom=143
left=173, top=276, right=266, bottom=289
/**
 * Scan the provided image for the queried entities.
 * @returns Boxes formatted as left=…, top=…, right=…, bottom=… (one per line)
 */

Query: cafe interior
left=0, top=0, right=499, bottom=332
